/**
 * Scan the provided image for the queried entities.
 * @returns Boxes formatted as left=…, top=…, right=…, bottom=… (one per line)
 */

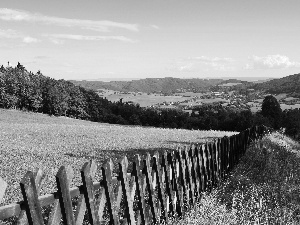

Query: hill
left=251, top=73, right=300, bottom=95
left=70, top=77, right=225, bottom=94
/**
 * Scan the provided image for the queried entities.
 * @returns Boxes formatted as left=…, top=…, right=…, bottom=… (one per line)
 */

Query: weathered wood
left=168, top=152, right=181, bottom=217
left=162, top=151, right=174, bottom=216
left=81, top=160, right=99, bottom=224
left=176, top=148, right=188, bottom=213
left=0, top=177, right=7, bottom=204
left=101, top=159, right=117, bottom=225
left=18, top=168, right=44, bottom=225
left=131, top=155, right=146, bottom=225
left=20, top=171, right=44, bottom=225
left=117, top=156, right=136, bottom=225
left=143, top=154, right=157, bottom=224
left=56, top=166, right=75, bottom=225
left=153, top=152, right=168, bottom=223
left=183, top=146, right=194, bottom=205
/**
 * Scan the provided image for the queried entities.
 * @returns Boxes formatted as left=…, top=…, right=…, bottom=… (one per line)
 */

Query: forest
left=0, top=63, right=299, bottom=136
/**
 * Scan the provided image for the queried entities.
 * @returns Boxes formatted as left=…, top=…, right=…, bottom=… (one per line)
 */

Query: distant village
left=97, top=83, right=300, bottom=115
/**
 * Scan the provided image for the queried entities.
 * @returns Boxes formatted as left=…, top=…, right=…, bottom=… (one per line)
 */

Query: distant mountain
left=250, top=73, right=300, bottom=94
left=70, top=77, right=225, bottom=94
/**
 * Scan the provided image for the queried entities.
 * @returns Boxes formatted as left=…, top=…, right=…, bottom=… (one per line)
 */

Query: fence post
left=81, top=160, right=99, bottom=225
left=131, top=155, right=146, bottom=224
left=143, top=153, right=158, bottom=224
left=168, top=151, right=182, bottom=217
left=101, top=159, right=118, bottom=224
left=20, top=171, right=44, bottom=225
left=152, top=152, right=168, bottom=223
left=162, top=151, right=174, bottom=216
left=117, top=156, right=136, bottom=225
left=0, top=177, right=7, bottom=204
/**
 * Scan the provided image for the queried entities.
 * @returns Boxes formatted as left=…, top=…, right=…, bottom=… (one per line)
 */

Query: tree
left=261, top=95, right=282, bottom=128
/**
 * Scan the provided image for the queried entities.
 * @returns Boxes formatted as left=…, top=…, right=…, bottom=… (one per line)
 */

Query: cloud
left=44, top=34, right=136, bottom=43
left=173, top=56, right=236, bottom=72
left=0, top=8, right=139, bottom=32
left=0, top=29, right=40, bottom=43
left=247, top=54, right=300, bottom=69
left=150, top=24, right=160, bottom=29
left=0, top=28, right=19, bottom=38
left=23, top=36, right=40, bottom=43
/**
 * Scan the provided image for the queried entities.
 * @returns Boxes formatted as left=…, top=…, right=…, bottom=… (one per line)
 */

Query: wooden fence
left=0, top=125, right=269, bottom=225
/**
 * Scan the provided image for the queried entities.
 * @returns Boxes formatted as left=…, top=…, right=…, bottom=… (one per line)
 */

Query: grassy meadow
left=0, top=109, right=236, bottom=205
left=172, top=132, right=300, bottom=224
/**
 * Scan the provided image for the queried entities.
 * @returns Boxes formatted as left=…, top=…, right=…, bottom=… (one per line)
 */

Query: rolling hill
left=70, top=77, right=224, bottom=94
left=250, top=73, right=300, bottom=95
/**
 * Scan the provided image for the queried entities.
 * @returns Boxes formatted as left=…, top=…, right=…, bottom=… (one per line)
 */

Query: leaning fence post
left=20, top=171, right=44, bottom=225
left=0, top=177, right=7, bottom=204
left=56, top=166, right=75, bottom=225
left=81, top=160, right=99, bottom=225
left=131, top=155, right=146, bottom=224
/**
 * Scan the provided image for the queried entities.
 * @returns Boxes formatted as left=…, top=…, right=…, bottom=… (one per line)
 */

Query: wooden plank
left=20, top=171, right=44, bottom=225
left=101, top=159, right=118, bottom=225
left=56, top=166, right=75, bottom=225
left=183, top=146, right=194, bottom=205
left=117, top=156, right=136, bottom=225
left=81, top=160, right=99, bottom=224
left=131, top=155, right=146, bottom=225
left=153, top=152, right=168, bottom=223
left=176, top=148, right=188, bottom=213
left=162, top=151, right=174, bottom=216
left=18, top=168, right=44, bottom=225
left=47, top=199, right=62, bottom=225
left=0, top=182, right=103, bottom=220
left=143, top=153, right=157, bottom=224
left=0, top=177, right=7, bottom=204
left=168, top=151, right=181, bottom=217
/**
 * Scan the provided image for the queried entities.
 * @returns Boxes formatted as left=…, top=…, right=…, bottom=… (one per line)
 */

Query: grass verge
left=172, top=132, right=300, bottom=224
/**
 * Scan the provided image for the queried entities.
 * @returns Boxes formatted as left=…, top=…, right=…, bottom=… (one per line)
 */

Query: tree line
left=0, top=63, right=299, bottom=137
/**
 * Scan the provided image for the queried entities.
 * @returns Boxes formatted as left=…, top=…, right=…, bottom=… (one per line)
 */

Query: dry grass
left=0, top=109, right=235, bottom=205
left=173, top=132, right=300, bottom=224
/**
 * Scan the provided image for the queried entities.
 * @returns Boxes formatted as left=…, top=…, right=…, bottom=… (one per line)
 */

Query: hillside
left=70, top=77, right=224, bottom=94
left=0, top=109, right=236, bottom=205
left=251, top=73, right=300, bottom=95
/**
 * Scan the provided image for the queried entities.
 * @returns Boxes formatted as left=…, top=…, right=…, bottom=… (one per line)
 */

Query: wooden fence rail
left=0, top=125, right=270, bottom=224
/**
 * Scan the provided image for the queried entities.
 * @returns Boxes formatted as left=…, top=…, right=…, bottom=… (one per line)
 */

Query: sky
left=0, top=0, right=300, bottom=81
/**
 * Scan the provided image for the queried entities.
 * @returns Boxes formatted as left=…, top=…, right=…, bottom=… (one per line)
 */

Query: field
left=0, top=109, right=236, bottom=205
left=172, top=132, right=300, bottom=224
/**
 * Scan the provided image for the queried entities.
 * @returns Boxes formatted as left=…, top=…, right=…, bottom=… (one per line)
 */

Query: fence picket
left=56, top=166, right=75, bottom=225
left=131, top=155, right=146, bottom=224
left=80, top=160, right=98, bottom=224
left=117, top=156, right=136, bottom=225
left=153, top=152, right=168, bottom=223
left=101, top=159, right=117, bottom=225
left=20, top=171, right=44, bottom=225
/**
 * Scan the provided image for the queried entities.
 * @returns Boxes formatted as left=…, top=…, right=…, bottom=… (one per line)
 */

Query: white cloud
left=0, top=8, right=139, bottom=32
left=0, top=28, right=19, bottom=38
left=150, top=24, right=160, bottom=29
left=247, top=54, right=300, bottom=69
left=173, top=56, right=236, bottom=72
left=44, top=34, right=136, bottom=43
left=23, top=36, right=40, bottom=43
left=0, top=29, right=40, bottom=43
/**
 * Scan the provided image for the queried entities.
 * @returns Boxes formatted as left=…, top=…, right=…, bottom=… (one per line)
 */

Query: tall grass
left=173, top=132, right=300, bottom=224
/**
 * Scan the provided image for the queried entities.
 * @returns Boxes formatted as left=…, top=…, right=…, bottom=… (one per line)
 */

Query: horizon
left=1, top=0, right=300, bottom=80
